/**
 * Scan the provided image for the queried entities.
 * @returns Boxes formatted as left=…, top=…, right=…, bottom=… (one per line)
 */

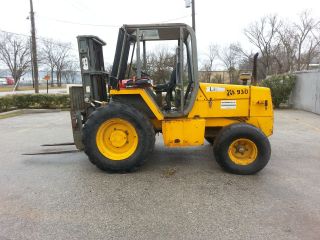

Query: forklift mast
left=77, top=35, right=109, bottom=103
left=69, top=36, right=109, bottom=150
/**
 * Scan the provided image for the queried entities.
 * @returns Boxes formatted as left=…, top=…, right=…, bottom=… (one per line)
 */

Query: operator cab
left=110, top=23, right=199, bottom=117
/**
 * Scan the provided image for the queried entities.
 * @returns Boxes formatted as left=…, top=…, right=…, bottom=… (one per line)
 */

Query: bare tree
left=276, top=24, right=298, bottom=72
left=40, top=39, right=57, bottom=86
left=219, top=43, right=242, bottom=83
left=302, top=27, right=320, bottom=70
left=202, top=44, right=219, bottom=82
left=40, top=40, right=73, bottom=86
left=0, top=33, right=31, bottom=88
left=105, top=64, right=113, bottom=73
left=145, top=47, right=175, bottom=84
left=243, top=11, right=320, bottom=75
left=294, top=10, right=320, bottom=70
left=233, top=44, right=256, bottom=73
left=63, top=61, right=78, bottom=84
left=54, top=42, right=72, bottom=87
left=244, top=15, right=282, bottom=77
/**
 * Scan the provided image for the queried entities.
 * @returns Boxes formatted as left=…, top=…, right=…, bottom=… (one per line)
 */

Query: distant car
left=0, top=77, right=14, bottom=85
left=6, top=77, right=14, bottom=85
left=0, top=78, right=7, bottom=85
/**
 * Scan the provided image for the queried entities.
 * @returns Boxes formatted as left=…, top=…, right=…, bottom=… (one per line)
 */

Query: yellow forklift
left=70, top=23, right=273, bottom=174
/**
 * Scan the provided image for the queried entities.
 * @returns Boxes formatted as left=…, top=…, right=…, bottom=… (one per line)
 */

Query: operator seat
left=153, top=68, right=176, bottom=110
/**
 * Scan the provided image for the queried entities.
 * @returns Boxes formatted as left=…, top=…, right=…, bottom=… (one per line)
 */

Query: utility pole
left=29, top=0, right=39, bottom=93
left=184, top=0, right=196, bottom=32
left=29, top=36, right=34, bottom=88
left=191, top=0, right=195, bottom=32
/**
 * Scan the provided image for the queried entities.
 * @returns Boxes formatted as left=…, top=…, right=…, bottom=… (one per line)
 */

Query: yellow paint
left=250, top=86, right=273, bottom=117
left=205, top=118, right=241, bottom=127
left=189, top=83, right=250, bottom=118
left=109, top=84, right=273, bottom=146
left=228, top=138, right=258, bottom=165
left=188, top=83, right=273, bottom=137
left=204, top=117, right=273, bottom=137
left=247, top=117, right=273, bottom=137
left=110, top=89, right=164, bottom=120
left=162, top=119, right=205, bottom=147
left=200, top=83, right=250, bottom=100
left=96, top=118, right=138, bottom=160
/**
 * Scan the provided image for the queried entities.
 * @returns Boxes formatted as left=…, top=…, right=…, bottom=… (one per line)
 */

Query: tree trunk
left=56, top=71, right=60, bottom=87
left=229, top=71, right=233, bottom=84
left=50, top=68, right=54, bottom=87
left=13, top=77, right=20, bottom=91
left=12, top=73, right=20, bottom=90
left=297, top=44, right=302, bottom=71
left=58, top=72, right=62, bottom=87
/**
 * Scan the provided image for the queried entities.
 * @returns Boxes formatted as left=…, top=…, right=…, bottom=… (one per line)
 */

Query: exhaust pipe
left=252, top=53, right=259, bottom=86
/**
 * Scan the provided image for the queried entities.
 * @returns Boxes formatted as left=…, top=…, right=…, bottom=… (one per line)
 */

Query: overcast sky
left=1, top=0, right=320, bottom=67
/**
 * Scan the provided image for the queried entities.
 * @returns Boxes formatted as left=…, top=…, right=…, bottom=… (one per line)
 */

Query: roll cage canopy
left=110, top=23, right=199, bottom=117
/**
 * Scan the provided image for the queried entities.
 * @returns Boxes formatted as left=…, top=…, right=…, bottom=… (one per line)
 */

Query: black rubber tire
left=205, top=137, right=215, bottom=145
left=82, top=102, right=155, bottom=172
left=213, top=123, right=271, bottom=175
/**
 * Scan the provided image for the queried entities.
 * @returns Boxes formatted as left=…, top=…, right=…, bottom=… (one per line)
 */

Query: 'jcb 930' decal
left=227, top=89, right=249, bottom=96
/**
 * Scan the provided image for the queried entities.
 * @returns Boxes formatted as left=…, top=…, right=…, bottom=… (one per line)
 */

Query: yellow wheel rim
left=96, top=118, right=138, bottom=161
left=228, top=138, right=258, bottom=166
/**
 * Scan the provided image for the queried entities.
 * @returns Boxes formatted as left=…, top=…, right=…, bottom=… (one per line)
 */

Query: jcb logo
left=227, top=90, right=235, bottom=96
left=227, top=89, right=249, bottom=96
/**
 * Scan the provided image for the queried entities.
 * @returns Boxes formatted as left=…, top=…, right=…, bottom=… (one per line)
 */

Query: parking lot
left=0, top=109, right=320, bottom=240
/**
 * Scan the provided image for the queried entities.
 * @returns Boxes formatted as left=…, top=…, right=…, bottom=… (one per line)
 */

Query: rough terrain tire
left=82, top=102, right=155, bottom=172
left=213, top=123, right=271, bottom=175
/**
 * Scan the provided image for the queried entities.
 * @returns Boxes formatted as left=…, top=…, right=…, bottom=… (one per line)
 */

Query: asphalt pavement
left=0, top=110, right=319, bottom=240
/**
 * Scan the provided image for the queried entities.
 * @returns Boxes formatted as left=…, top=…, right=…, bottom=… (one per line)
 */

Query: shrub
left=0, top=94, right=70, bottom=112
left=0, top=95, right=14, bottom=112
left=260, top=74, right=296, bottom=108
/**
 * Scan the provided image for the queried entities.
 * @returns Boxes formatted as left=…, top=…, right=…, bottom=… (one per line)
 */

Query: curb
left=0, top=109, right=21, bottom=116
left=0, top=109, right=63, bottom=119
left=21, top=109, right=62, bottom=114
left=0, top=110, right=23, bottom=119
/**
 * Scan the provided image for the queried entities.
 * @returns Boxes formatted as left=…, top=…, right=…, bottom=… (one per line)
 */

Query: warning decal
left=221, top=100, right=236, bottom=109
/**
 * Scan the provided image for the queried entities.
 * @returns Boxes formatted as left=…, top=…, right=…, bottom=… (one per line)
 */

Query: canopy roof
left=123, top=23, right=190, bottom=41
